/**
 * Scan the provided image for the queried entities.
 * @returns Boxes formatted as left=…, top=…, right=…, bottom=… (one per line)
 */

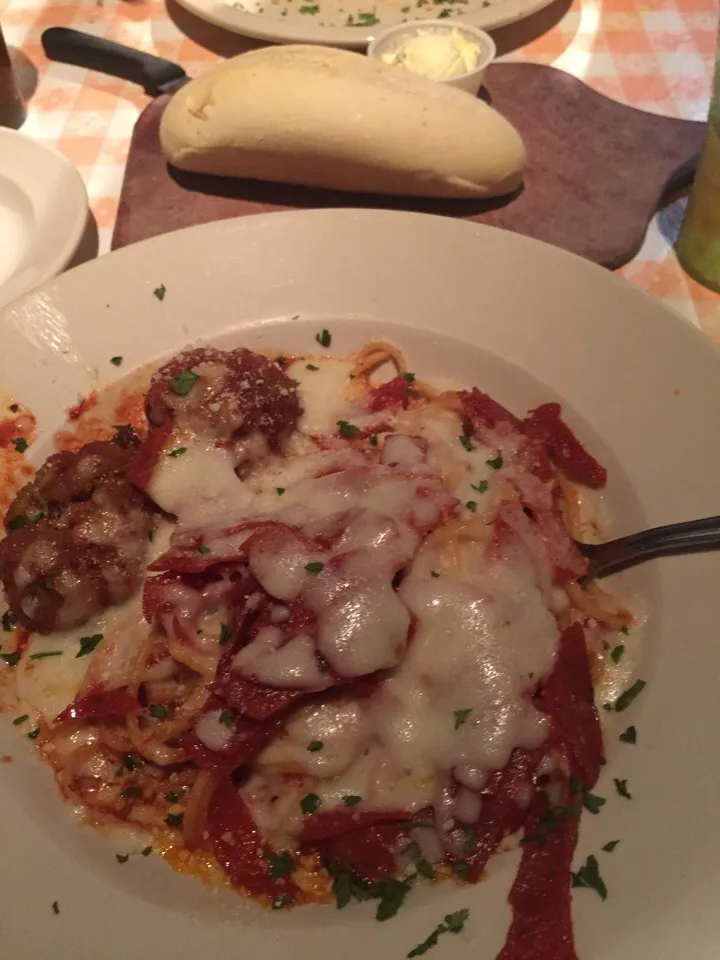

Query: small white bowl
left=367, top=20, right=496, bottom=95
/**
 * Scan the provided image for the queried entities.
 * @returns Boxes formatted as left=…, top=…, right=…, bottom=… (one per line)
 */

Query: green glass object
left=676, top=48, right=720, bottom=292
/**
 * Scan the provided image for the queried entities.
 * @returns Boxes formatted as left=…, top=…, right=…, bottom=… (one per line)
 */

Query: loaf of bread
left=159, top=45, right=525, bottom=200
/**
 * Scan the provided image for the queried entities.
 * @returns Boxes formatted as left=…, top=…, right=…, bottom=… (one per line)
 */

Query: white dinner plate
left=0, top=209, right=719, bottom=959
left=0, top=128, right=88, bottom=309
left=173, top=0, right=556, bottom=48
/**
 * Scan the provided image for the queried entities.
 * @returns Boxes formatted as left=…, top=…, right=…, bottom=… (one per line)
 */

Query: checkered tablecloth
left=3, top=0, right=720, bottom=338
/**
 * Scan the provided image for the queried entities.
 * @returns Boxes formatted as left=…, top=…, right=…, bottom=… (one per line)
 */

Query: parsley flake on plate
left=486, top=454, right=504, bottom=470
left=343, top=795, right=362, bottom=806
left=602, top=840, right=620, bottom=853
left=307, top=740, right=323, bottom=752
left=316, top=328, right=331, bottom=348
left=571, top=854, right=607, bottom=900
left=149, top=704, right=168, bottom=720
left=619, top=725, right=637, bottom=744
left=165, top=813, right=184, bottom=828
left=29, top=650, right=62, bottom=660
left=110, top=356, right=123, bottom=367
left=337, top=420, right=359, bottom=438
left=2, top=611, right=16, bottom=632
left=168, top=447, right=186, bottom=458
left=614, top=778, right=632, bottom=799
left=615, top=679, right=646, bottom=712
left=153, top=284, right=166, bottom=301
left=305, top=561, right=324, bottom=573
left=459, top=435, right=474, bottom=452
left=407, top=909, right=470, bottom=957
left=12, top=437, right=28, bottom=453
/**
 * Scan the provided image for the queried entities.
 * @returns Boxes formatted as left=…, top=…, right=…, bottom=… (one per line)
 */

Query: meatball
left=144, top=347, right=301, bottom=460
left=0, top=435, right=154, bottom=634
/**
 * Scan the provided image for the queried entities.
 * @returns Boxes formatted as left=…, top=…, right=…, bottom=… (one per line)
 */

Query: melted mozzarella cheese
left=147, top=437, right=251, bottom=526
left=257, top=700, right=370, bottom=777
left=287, top=357, right=354, bottom=435
left=371, top=555, right=557, bottom=779
left=195, top=708, right=233, bottom=752
left=17, top=592, right=150, bottom=724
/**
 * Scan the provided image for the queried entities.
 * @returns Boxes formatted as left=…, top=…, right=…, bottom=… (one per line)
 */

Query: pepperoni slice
left=523, top=403, right=607, bottom=489
left=207, top=777, right=300, bottom=899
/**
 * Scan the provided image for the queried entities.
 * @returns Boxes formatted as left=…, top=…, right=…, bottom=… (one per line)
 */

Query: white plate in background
left=172, top=0, right=557, bottom=48
left=0, top=209, right=719, bottom=959
left=0, top=128, right=87, bottom=308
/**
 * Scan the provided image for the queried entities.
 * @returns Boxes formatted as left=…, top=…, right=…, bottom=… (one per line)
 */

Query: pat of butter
left=380, top=29, right=481, bottom=81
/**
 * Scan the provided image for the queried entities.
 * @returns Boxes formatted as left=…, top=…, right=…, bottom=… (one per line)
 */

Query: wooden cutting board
left=112, top=62, right=705, bottom=268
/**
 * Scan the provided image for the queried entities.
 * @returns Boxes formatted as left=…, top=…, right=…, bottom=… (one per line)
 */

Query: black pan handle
left=41, top=27, right=188, bottom=96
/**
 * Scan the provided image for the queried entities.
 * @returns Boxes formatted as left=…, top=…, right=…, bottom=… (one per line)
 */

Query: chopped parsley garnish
left=402, top=372, right=416, bottom=383
left=614, top=778, right=631, bottom=799
left=276, top=487, right=286, bottom=496
left=2, top=611, right=16, bottom=632
left=453, top=863, right=470, bottom=879
left=430, top=570, right=440, bottom=578
left=581, top=790, right=606, bottom=815
left=12, top=437, right=28, bottom=453
left=219, top=623, right=231, bottom=645
left=602, top=840, right=620, bottom=853
left=113, top=423, right=138, bottom=448
left=343, top=795, right=362, bottom=806
left=165, top=813, right=184, bottom=828
left=76, top=633, right=103, bottom=658
left=218, top=710, right=234, bottom=728
left=153, top=284, right=167, bottom=301
left=337, top=420, right=359, bottom=438
left=115, top=853, right=130, bottom=864
left=347, top=10, right=380, bottom=24
left=369, top=434, right=378, bottom=446
left=272, top=895, right=293, bottom=909
left=620, top=624, right=630, bottom=635
left=306, top=363, right=319, bottom=371
left=300, top=792, right=321, bottom=815
left=110, top=356, right=123, bottom=366
left=1, top=652, right=21, bottom=666
left=12, top=714, right=28, bottom=725
left=197, top=544, right=211, bottom=554
left=407, top=909, right=470, bottom=957
left=470, top=480, right=489, bottom=494
left=571, top=854, right=607, bottom=900
left=405, top=842, right=435, bottom=880
left=610, top=644, right=625, bottom=664
left=454, top=708, right=472, bottom=730
left=614, top=678, right=646, bottom=712
left=52, top=901, right=59, bottom=915
left=486, top=454, right=504, bottom=470
left=305, top=561, right=324, bottom=573
left=167, top=370, right=199, bottom=396
left=141, top=846, right=153, bottom=856
left=316, top=328, right=331, bottom=348
left=165, top=790, right=187, bottom=803
left=375, top=877, right=413, bottom=921
left=27, top=728, right=41, bottom=739
left=265, top=851, right=295, bottom=878
left=7, top=515, right=27, bottom=530
left=459, top=435, right=474, bottom=452
left=619, top=725, right=637, bottom=744
left=149, top=704, right=168, bottom=720
left=29, top=650, right=62, bottom=660
left=275, top=356, right=287, bottom=365
left=307, top=740, right=323, bottom=752
left=465, top=501, right=477, bottom=513
left=168, top=447, right=187, bottom=457
left=299, top=3, right=319, bottom=11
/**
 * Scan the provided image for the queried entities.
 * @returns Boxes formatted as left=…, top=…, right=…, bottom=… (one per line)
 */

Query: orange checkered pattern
left=2, top=0, right=719, bottom=339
